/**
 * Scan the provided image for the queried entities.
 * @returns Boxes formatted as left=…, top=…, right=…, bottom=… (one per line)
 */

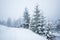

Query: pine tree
left=30, top=5, right=45, bottom=35
left=23, top=8, right=30, bottom=29
left=56, top=19, right=60, bottom=32
left=45, top=23, right=55, bottom=40
left=7, top=17, right=12, bottom=27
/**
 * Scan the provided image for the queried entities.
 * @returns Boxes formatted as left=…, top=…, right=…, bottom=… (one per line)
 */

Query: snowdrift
left=0, top=25, right=47, bottom=40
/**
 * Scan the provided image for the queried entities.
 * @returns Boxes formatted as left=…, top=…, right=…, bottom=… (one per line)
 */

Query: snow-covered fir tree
left=45, top=23, right=55, bottom=40
left=30, top=5, right=45, bottom=35
left=56, top=19, right=60, bottom=32
left=23, top=8, right=30, bottom=29
left=7, top=17, right=12, bottom=27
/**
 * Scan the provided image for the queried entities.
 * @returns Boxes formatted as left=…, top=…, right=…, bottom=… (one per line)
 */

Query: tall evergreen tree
left=7, top=17, right=12, bottom=27
left=56, top=19, right=60, bottom=31
left=45, top=23, right=55, bottom=40
left=30, top=5, right=45, bottom=35
left=23, top=8, right=30, bottom=29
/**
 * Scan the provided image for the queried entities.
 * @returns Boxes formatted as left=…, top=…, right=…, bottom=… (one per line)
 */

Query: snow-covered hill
left=0, top=25, right=47, bottom=40
left=53, top=32, right=60, bottom=40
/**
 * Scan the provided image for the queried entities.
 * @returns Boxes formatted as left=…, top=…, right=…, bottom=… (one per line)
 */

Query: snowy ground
left=53, top=32, right=60, bottom=40
left=0, top=25, right=47, bottom=40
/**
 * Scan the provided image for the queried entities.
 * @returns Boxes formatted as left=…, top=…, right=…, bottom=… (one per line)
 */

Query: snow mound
left=0, top=25, right=47, bottom=40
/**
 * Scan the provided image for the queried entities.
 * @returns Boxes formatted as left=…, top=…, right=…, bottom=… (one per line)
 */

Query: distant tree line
left=0, top=18, right=22, bottom=27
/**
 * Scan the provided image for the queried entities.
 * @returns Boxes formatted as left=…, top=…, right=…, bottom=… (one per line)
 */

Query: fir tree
left=45, top=23, right=55, bottom=40
left=30, top=5, right=45, bottom=35
left=23, top=8, right=30, bottom=29
left=7, top=17, right=12, bottom=27
left=56, top=19, right=60, bottom=32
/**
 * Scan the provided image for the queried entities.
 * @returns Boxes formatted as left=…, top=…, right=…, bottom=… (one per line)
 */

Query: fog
left=0, top=0, right=60, bottom=21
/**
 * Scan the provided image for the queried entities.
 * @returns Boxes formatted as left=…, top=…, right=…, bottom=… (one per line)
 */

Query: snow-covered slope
left=53, top=32, right=60, bottom=40
left=53, top=32, right=60, bottom=36
left=0, top=25, right=47, bottom=40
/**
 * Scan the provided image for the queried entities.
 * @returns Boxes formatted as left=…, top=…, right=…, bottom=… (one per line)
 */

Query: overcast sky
left=0, top=0, right=60, bottom=21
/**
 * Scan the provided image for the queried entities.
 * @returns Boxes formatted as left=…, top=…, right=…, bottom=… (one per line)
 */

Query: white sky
left=0, top=0, right=60, bottom=21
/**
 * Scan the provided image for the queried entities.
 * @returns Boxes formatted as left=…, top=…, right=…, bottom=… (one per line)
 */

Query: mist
left=0, top=0, right=60, bottom=21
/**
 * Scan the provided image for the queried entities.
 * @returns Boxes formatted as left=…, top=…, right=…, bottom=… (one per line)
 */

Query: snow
left=53, top=32, right=60, bottom=40
left=53, top=32, right=60, bottom=36
left=0, top=25, right=47, bottom=40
